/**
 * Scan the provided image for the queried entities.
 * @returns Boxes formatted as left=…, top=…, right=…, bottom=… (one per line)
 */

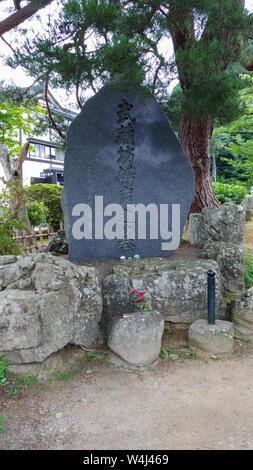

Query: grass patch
left=0, top=356, right=11, bottom=387
left=244, top=250, right=253, bottom=289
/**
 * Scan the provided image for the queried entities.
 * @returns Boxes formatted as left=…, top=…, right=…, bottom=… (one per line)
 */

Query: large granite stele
left=62, top=81, right=195, bottom=260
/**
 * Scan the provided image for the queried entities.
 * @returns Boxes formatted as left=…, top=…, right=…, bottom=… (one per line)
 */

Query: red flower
left=129, top=288, right=137, bottom=296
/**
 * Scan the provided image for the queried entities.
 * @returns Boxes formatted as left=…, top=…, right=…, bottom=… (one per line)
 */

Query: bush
left=0, top=236, right=21, bottom=256
left=26, top=200, right=48, bottom=226
left=244, top=251, right=253, bottom=289
left=213, top=181, right=248, bottom=204
left=26, top=184, right=63, bottom=230
left=0, top=179, right=27, bottom=255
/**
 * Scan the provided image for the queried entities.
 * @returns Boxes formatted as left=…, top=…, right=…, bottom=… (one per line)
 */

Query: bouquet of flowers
left=129, top=289, right=152, bottom=311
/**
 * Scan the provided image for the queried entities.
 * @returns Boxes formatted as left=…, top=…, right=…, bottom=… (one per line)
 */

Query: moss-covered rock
left=102, top=258, right=226, bottom=324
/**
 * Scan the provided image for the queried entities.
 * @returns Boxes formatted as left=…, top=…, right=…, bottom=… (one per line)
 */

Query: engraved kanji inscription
left=116, top=99, right=136, bottom=252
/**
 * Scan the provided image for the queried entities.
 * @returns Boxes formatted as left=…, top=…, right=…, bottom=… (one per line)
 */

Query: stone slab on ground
left=188, top=319, right=234, bottom=353
left=107, top=310, right=164, bottom=366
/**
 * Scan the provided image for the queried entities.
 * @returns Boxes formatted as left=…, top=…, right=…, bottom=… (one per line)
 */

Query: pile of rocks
left=187, top=202, right=247, bottom=354
left=0, top=202, right=249, bottom=364
left=0, top=253, right=102, bottom=363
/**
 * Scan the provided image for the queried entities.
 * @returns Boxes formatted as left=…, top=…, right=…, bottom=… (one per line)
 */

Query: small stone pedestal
left=188, top=319, right=234, bottom=353
left=107, top=310, right=164, bottom=366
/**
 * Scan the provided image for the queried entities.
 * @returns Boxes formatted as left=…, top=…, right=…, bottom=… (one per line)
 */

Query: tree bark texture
left=178, top=113, right=220, bottom=213
left=0, top=0, right=53, bottom=36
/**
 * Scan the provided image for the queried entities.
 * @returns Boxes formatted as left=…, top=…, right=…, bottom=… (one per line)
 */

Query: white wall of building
left=22, top=159, right=64, bottom=187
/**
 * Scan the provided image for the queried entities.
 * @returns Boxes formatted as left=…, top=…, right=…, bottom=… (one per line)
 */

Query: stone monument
left=62, top=81, right=195, bottom=260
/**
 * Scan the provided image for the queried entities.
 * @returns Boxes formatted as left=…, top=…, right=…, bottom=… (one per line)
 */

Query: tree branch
left=152, top=60, right=163, bottom=94
left=138, top=4, right=161, bottom=34
left=44, top=74, right=66, bottom=141
left=12, top=141, right=30, bottom=178
left=76, top=83, right=83, bottom=110
left=1, top=35, right=16, bottom=53
left=0, top=0, right=54, bottom=36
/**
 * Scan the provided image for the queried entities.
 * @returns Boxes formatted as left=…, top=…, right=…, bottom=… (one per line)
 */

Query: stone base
left=102, top=258, right=226, bottom=323
left=107, top=310, right=164, bottom=366
left=188, top=319, right=234, bottom=353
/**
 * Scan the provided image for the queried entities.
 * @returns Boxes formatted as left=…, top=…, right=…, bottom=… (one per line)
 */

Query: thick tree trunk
left=178, top=113, right=220, bottom=213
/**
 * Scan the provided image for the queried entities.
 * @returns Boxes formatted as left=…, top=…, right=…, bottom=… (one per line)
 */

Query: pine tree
left=6, top=0, right=253, bottom=212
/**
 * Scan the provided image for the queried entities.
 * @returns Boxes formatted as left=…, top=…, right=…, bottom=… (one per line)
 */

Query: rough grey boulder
left=188, top=319, right=234, bottom=353
left=46, top=230, right=68, bottom=255
left=231, top=287, right=253, bottom=341
left=241, top=196, right=253, bottom=211
left=241, top=197, right=253, bottom=221
left=107, top=310, right=164, bottom=366
left=200, top=242, right=244, bottom=295
left=0, top=255, right=17, bottom=266
left=102, top=258, right=226, bottom=324
left=188, top=203, right=245, bottom=248
left=0, top=252, right=102, bottom=363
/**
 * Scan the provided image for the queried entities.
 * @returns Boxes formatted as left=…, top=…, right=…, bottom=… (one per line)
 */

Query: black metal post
left=207, top=269, right=216, bottom=325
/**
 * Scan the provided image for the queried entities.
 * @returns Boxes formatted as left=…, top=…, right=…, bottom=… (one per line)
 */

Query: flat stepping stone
left=188, top=319, right=234, bottom=354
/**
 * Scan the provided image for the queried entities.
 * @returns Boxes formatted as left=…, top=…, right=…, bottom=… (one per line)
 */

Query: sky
left=0, top=0, right=252, bottom=109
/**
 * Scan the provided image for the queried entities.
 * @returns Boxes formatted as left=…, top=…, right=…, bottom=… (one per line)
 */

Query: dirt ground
left=1, top=220, right=252, bottom=451
left=1, top=327, right=253, bottom=451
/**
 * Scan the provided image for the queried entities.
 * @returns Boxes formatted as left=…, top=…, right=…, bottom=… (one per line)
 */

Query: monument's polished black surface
left=62, top=82, right=195, bottom=260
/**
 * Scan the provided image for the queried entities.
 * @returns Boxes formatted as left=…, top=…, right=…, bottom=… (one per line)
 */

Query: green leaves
left=0, top=179, right=28, bottom=256
left=26, top=183, right=63, bottom=229
left=0, top=94, right=47, bottom=161
left=211, top=73, right=253, bottom=186
left=0, top=356, right=10, bottom=387
left=212, top=181, right=248, bottom=205
left=26, top=201, right=49, bottom=227
left=3, top=0, right=252, bottom=128
left=97, top=34, right=146, bottom=84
